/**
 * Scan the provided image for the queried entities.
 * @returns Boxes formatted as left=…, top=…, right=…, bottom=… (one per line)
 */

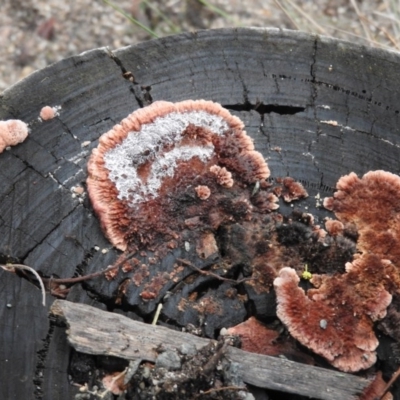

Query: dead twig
left=358, top=13, right=400, bottom=50
left=349, top=0, right=372, bottom=44
left=0, top=251, right=139, bottom=303
left=377, top=365, right=400, bottom=400
left=177, top=258, right=254, bottom=285
left=1, top=263, right=47, bottom=306
left=273, top=0, right=301, bottom=30
left=201, top=341, right=228, bottom=376
left=195, top=386, right=247, bottom=398
left=281, top=0, right=328, bottom=35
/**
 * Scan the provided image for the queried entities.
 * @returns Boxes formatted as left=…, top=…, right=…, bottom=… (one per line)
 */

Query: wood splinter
left=50, top=299, right=373, bottom=400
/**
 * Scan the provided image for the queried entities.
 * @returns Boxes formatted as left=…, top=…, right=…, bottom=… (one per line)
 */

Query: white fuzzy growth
left=104, top=110, right=229, bottom=206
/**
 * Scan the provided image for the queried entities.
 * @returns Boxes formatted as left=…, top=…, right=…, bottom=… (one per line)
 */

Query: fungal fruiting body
left=0, top=119, right=29, bottom=153
left=87, top=100, right=400, bottom=375
left=87, top=100, right=272, bottom=252
left=39, top=105, right=60, bottom=120
left=274, top=170, right=400, bottom=372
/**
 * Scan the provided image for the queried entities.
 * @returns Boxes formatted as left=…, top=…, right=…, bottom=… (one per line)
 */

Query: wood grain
left=50, top=299, right=371, bottom=400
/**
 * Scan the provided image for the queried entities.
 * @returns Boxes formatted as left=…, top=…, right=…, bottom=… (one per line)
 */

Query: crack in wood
left=107, top=48, right=152, bottom=108
left=33, top=320, right=54, bottom=399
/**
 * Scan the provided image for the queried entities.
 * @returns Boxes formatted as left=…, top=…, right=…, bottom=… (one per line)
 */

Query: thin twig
left=358, top=14, right=400, bottom=50
left=102, top=0, right=159, bottom=38
left=1, top=264, right=46, bottom=306
left=283, top=0, right=328, bottom=35
left=324, top=24, right=397, bottom=51
left=195, top=386, right=246, bottom=398
left=141, top=0, right=181, bottom=33
left=197, top=0, right=232, bottom=21
left=0, top=251, right=136, bottom=303
left=177, top=258, right=254, bottom=285
left=349, top=0, right=372, bottom=43
left=273, top=0, right=301, bottom=30
left=151, top=303, right=163, bottom=325
left=42, top=264, right=119, bottom=284
left=377, top=365, right=400, bottom=400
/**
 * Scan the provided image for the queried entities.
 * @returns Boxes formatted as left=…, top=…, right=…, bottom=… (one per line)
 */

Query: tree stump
left=1, top=28, right=400, bottom=399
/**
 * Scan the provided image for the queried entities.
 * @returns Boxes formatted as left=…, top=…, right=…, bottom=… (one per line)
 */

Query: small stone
left=142, top=366, right=151, bottom=379
left=178, top=343, right=197, bottom=356
left=320, top=319, right=328, bottom=329
left=155, top=349, right=181, bottom=370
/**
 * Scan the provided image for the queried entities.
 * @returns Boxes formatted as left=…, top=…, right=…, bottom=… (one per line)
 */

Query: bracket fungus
left=0, top=119, right=29, bottom=153
left=274, top=170, right=400, bottom=372
left=87, top=100, right=271, bottom=254
left=88, top=100, right=400, bottom=376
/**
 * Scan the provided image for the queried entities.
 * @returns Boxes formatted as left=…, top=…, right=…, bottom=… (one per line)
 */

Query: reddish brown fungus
left=280, top=177, right=308, bottom=202
left=195, top=185, right=211, bottom=200
left=226, top=317, right=315, bottom=364
left=87, top=100, right=270, bottom=252
left=274, top=265, right=390, bottom=372
left=324, top=170, right=400, bottom=260
left=209, top=165, right=234, bottom=188
left=324, top=218, right=344, bottom=236
left=251, top=191, right=279, bottom=212
left=275, top=170, right=400, bottom=372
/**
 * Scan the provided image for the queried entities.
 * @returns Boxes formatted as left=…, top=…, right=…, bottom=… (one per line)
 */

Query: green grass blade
left=102, top=0, right=159, bottom=38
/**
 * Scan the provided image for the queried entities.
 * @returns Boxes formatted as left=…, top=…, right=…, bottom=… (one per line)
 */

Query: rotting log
left=1, top=28, right=400, bottom=399
left=50, top=299, right=371, bottom=400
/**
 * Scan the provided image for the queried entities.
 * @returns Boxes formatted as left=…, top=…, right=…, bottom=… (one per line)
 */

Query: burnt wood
left=1, top=28, right=400, bottom=399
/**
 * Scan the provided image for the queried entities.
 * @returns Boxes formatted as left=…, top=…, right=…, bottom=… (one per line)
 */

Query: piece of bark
left=50, top=299, right=371, bottom=400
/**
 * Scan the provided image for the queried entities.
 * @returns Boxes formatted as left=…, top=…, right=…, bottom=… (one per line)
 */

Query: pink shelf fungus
left=209, top=165, right=234, bottom=188
left=274, top=170, right=400, bottom=372
left=0, top=119, right=29, bottom=153
left=225, top=316, right=314, bottom=364
left=280, top=177, right=308, bottom=202
left=87, top=100, right=272, bottom=253
left=195, top=185, right=211, bottom=200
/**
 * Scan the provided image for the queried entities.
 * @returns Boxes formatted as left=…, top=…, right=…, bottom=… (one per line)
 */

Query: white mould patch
left=104, top=110, right=229, bottom=206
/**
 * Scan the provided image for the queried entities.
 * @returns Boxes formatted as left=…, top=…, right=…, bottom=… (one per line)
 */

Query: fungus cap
left=87, top=100, right=270, bottom=251
left=40, top=105, right=59, bottom=120
left=274, top=265, right=390, bottom=372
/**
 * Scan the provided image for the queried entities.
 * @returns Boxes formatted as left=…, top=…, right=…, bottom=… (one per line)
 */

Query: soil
left=0, top=0, right=397, bottom=92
